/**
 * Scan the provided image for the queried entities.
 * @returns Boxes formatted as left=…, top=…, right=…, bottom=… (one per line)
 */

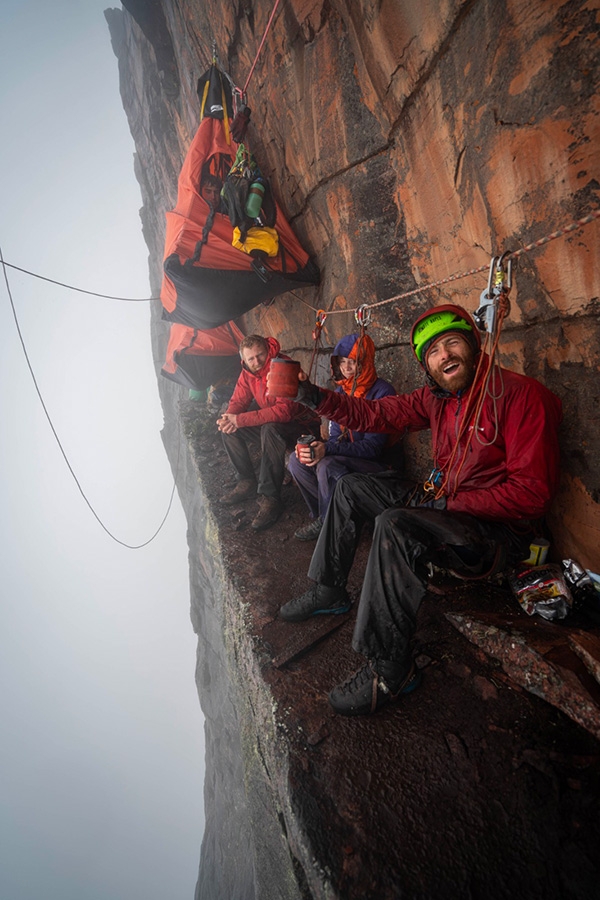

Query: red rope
left=243, top=0, right=282, bottom=93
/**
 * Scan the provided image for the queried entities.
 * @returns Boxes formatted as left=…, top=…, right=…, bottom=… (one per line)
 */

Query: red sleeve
left=316, top=388, right=432, bottom=434
left=236, top=399, right=304, bottom=427
left=447, top=383, right=562, bottom=520
left=226, top=374, right=254, bottom=416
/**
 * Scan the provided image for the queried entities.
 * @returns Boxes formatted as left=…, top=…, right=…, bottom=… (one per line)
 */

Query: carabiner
left=232, top=86, right=248, bottom=116
left=354, top=304, right=372, bottom=328
left=493, top=251, right=512, bottom=294
left=312, top=309, right=327, bottom=342
left=475, top=252, right=513, bottom=333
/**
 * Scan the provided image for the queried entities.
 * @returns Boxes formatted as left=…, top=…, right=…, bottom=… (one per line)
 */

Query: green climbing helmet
left=410, top=304, right=480, bottom=365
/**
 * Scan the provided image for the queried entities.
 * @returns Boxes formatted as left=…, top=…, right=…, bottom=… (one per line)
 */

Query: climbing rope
left=0, top=246, right=179, bottom=549
left=307, top=309, right=327, bottom=380
left=0, top=259, right=158, bottom=302
left=299, top=208, right=600, bottom=319
left=243, top=0, right=283, bottom=93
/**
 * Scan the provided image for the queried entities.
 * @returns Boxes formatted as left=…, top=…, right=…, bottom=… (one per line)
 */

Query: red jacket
left=315, top=365, right=562, bottom=522
left=227, top=337, right=318, bottom=428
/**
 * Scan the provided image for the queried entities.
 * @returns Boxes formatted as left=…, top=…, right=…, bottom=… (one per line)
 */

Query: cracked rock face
left=106, top=3, right=600, bottom=899
left=109, top=0, right=599, bottom=570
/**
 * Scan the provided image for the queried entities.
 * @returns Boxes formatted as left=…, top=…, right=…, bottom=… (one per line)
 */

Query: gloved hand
left=294, top=376, right=325, bottom=409
left=406, top=487, right=447, bottom=510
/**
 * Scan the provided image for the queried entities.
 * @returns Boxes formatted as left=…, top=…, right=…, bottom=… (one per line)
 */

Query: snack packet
left=508, top=564, right=573, bottom=621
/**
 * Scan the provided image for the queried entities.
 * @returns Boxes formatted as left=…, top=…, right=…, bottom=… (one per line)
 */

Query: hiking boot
left=328, top=659, right=421, bottom=717
left=294, top=517, right=323, bottom=541
left=279, top=584, right=351, bottom=622
left=251, top=495, right=282, bottom=531
left=220, top=479, right=256, bottom=506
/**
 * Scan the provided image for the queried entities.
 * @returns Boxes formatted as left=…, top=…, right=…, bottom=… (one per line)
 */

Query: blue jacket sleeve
left=324, top=379, right=396, bottom=460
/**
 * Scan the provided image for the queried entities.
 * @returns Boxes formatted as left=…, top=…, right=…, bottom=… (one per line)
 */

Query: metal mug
left=296, top=434, right=317, bottom=461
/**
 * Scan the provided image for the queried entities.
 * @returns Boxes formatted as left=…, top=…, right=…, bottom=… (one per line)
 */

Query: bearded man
left=276, top=305, right=562, bottom=716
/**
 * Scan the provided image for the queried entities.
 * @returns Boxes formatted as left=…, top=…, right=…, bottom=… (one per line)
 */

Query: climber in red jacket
left=276, top=304, right=562, bottom=716
left=218, top=334, right=320, bottom=531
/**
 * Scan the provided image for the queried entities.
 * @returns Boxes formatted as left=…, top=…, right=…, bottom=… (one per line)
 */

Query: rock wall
left=109, top=0, right=599, bottom=570
left=106, top=2, right=600, bottom=898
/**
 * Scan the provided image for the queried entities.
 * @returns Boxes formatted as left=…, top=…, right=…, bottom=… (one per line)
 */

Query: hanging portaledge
left=161, top=320, right=244, bottom=391
left=160, top=63, right=319, bottom=330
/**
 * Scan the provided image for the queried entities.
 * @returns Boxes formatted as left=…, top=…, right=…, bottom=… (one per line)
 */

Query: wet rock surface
left=105, top=2, right=600, bottom=896
left=107, top=0, right=600, bottom=572
left=181, top=402, right=600, bottom=900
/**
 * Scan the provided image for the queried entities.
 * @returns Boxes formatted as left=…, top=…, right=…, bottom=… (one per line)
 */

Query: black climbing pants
left=222, top=421, right=314, bottom=499
left=307, top=471, right=532, bottom=665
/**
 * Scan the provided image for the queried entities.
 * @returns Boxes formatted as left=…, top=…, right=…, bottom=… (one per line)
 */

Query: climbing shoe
left=220, top=479, right=256, bottom=506
left=294, top=517, right=323, bottom=541
left=251, top=495, right=282, bottom=531
left=279, top=584, right=351, bottom=622
left=328, top=659, right=421, bottom=717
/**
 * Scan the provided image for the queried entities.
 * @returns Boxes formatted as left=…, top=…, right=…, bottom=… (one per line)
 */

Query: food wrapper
left=508, top=564, right=573, bottom=621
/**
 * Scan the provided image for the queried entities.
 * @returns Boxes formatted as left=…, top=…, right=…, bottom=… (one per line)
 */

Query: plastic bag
left=508, top=564, right=573, bottom=621
left=563, top=559, right=600, bottom=625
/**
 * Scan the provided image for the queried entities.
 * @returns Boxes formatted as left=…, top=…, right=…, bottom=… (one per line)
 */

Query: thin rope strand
left=243, top=0, right=283, bottom=93
left=0, top=249, right=179, bottom=549
left=298, top=208, right=600, bottom=317
left=0, top=259, right=157, bottom=301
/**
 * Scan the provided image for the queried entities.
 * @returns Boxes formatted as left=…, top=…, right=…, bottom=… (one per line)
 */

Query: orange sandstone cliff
left=106, top=4, right=600, bottom=899
left=109, top=0, right=600, bottom=568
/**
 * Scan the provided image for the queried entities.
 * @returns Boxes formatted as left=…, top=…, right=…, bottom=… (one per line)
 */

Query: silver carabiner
left=354, top=304, right=372, bottom=328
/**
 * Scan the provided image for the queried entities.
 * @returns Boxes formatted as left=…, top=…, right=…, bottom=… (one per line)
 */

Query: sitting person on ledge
left=274, top=303, right=562, bottom=717
left=218, top=334, right=320, bottom=532
left=288, top=332, right=397, bottom=542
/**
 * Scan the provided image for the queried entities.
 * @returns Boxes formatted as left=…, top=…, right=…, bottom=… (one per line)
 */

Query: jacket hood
left=331, top=333, right=377, bottom=398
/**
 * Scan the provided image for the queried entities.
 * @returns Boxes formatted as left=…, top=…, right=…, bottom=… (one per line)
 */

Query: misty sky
left=0, top=3, right=205, bottom=898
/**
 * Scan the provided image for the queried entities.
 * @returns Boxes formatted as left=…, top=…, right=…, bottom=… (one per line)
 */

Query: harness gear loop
left=354, top=304, right=372, bottom=328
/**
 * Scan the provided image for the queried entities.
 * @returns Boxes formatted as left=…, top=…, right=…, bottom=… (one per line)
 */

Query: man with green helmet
left=275, top=303, right=562, bottom=717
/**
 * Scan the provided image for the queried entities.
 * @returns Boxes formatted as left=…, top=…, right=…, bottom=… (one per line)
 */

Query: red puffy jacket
left=227, top=337, right=319, bottom=429
left=314, top=365, right=562, bottom=523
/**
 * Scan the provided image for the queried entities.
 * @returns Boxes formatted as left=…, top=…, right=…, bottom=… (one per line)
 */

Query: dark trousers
left=288, top=452, right=387, bottom=519
left=307, top=471, right=532, bottom=666
left=222, top=421, right=313, bottom=499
